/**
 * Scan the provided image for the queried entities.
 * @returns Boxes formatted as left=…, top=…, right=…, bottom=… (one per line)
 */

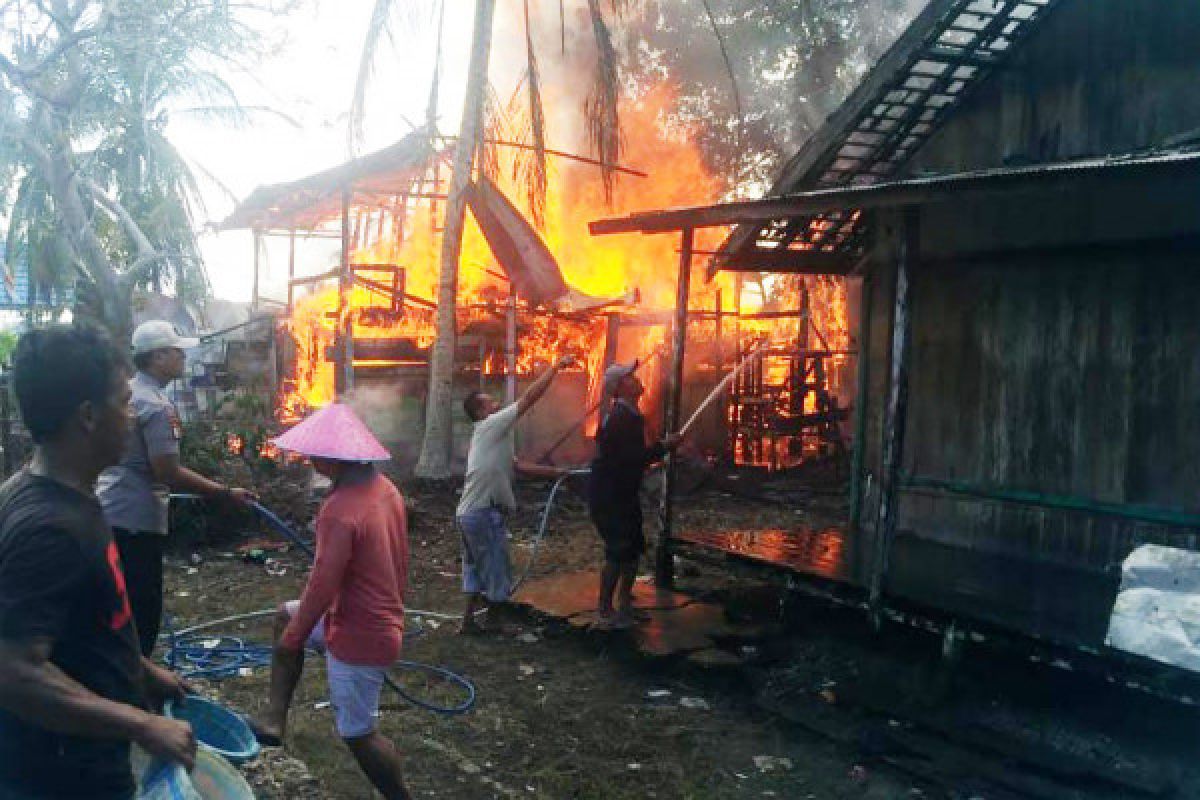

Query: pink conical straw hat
left=271, top=403, right=391, bottom=462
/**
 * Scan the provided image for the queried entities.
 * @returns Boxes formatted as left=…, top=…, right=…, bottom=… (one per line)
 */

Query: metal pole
left=339, top=185, right=355, bottom=395
left=868, top=207, right=917, bottom=626
left=656, top=227, right=694, bottom=588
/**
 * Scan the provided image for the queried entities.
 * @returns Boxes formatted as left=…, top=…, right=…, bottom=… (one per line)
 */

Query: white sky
left=167, top=2, right=474, bottom=304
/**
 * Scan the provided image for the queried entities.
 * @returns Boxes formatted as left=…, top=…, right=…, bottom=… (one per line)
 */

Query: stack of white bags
left=1106, top=544, right=1200, bottom=671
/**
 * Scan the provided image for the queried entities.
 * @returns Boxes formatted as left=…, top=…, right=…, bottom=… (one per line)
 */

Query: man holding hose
left=457, top=355, right=575, bottom=634
left=97, top=319, right=255, bottom=656
left=589, top=362, right=681, bottom=630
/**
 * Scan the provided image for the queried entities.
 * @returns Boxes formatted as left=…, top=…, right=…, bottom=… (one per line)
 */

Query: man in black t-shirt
left=588, top=363, right=680, bottom=630
left=0, top=325, right=196, bottom=799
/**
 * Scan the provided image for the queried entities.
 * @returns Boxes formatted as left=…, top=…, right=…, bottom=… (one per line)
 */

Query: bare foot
left=246, top=716, right=283, bottom=747
left=458, top=617, right=487, bottom=636
left=609, top=611, right=639, bottom=630
left=590, top=611, right=617, bottom=631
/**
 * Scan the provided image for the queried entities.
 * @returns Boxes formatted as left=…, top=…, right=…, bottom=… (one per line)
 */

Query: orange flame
left=279, top=86, right=852, bottom=467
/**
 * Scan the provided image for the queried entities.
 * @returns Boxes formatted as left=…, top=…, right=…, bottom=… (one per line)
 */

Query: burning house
left=594, top=0, right=1200, bottom=683
left=222, top=96, right=856, bottom=473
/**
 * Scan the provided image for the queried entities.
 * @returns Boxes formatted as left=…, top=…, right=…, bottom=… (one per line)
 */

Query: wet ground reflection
left=676, top=527, right=848, bottom=580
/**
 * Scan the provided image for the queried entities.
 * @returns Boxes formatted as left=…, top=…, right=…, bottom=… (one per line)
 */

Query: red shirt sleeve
left=280, top=514, right=355, bottom=651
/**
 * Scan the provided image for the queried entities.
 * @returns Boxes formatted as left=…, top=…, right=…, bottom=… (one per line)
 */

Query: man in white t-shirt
left=457, top=355, right=575, bottom=633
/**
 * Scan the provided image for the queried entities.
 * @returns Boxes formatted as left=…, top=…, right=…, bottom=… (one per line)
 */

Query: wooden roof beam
left=716, top=249, right=858, bottom=275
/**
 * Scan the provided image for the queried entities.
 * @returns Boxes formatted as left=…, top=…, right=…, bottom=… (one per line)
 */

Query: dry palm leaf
left=584, top=0, right=622, bottom=203
left=522, top=0, right=548, bottom=229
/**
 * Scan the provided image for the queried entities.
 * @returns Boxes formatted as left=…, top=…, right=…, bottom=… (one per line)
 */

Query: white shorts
left=284, top=601, right=387, bottom=739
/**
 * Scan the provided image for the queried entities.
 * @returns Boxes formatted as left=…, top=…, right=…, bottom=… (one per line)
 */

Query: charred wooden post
left=657, top=227, right=694, bottom=587
left=868, top=207, right=918, bottom=626
left=602, top=313, right=620, bottom=368
left=505, top=291, right=517, bottom=404
left=337, top=185, right=355, bottom=395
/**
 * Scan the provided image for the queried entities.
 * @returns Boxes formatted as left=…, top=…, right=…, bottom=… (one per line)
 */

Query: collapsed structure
left=594, top=0, right=1200, bottom=682
left=222, top=106, right=856, bottom=473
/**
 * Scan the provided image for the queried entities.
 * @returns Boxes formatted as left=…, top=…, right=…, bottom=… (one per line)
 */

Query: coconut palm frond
left=522, top=0, right=548, bottom=229
left=425, top=0, right=446, bottom=131
left=173, top=104, right=302, bottom=128
left=700, top=0, right=744, bottom=158
left=350, top=0, right=397, bottom=156
left=585, top=0, right=623, bottom=202
left=607, top=0, right=637, bottom=18
left=480, top=84, right=506, bottom=184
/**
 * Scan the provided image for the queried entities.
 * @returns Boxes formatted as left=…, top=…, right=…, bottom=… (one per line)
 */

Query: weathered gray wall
left=844, top=0, right=1200, bottom=648
left=908, top=0, right=1200, bottom=175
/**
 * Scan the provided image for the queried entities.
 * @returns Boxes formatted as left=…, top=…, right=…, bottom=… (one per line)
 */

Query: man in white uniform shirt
left=457, top=355, right=574, bottom=633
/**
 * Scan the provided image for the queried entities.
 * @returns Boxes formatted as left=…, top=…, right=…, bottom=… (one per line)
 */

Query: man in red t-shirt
left=248, top=404, right=410, bottom=800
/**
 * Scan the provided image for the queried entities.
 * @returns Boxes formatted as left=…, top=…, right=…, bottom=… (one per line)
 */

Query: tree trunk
left=414, top=0, right=496, bottom=479
left=41, top=130, right=133, bottom=343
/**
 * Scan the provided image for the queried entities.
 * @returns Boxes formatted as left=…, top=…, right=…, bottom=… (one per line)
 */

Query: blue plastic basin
left=166, top=696, right=261, bottom=765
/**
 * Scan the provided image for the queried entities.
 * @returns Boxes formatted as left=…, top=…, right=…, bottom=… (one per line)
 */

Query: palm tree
left=349, top=0, right=634, bottom=477
left=0, top=0, right=288, bottom=339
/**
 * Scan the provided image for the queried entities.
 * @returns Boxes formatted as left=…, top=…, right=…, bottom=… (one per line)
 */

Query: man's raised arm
left=516, top=355, right=577, bottom=418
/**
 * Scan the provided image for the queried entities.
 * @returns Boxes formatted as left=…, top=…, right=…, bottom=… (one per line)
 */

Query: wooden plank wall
left=892, top=248, right=1200, bottom=645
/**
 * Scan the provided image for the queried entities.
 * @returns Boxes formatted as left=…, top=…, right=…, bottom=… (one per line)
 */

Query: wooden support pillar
left=251, top=229, right=262, bottom=311
left=505, top=290, right=518, bottom=404
left=286, top=229, right=296, bottom=311
left=602, top=313, right=620, bottom=368
left=714, top=289, right=724, bottom=370
left=868, top=207, right=918, bottom=626
left=656, top=227, right=694, bottom=588
left=338, top=185, right=355, bottom=395
left=848, top=270, right=874, bottom=534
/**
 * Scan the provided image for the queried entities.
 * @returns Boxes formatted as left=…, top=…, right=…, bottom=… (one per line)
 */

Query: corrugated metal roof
left=590, top=149, right=1200, bottom=239
left=716, top=0, right=1067, bottom=273
left=221, top=131, right=437, bottom=231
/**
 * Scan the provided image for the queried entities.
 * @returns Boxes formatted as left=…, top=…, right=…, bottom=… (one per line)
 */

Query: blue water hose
left=249, top=501, right=315, bottom=558
left=511, top=468, right=590, bottom=593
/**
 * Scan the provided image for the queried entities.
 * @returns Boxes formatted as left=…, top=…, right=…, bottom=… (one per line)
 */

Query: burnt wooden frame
left=590, top=150, right=1200, bottom=595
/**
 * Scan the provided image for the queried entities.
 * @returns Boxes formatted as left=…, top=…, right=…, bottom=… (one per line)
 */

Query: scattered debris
left=753, top=756, right=793, bottom=773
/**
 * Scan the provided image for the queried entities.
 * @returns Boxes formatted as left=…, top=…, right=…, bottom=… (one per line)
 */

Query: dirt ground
left=163, top=473, right=1200, bottom=799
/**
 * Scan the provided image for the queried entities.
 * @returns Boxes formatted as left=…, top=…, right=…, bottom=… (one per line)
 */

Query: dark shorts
left=588, top=500, right=644, bottom=565
left=113, top=529, right=164, bottom=657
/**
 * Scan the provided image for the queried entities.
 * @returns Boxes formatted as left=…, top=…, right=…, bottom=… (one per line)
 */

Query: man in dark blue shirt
left=0, top=325, right=195, bottom=799
left=588, top=362, right=679, bottom=629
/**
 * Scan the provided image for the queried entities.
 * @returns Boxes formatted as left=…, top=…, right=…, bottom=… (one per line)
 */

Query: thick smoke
left=489, top=0, right=926, bottom=194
